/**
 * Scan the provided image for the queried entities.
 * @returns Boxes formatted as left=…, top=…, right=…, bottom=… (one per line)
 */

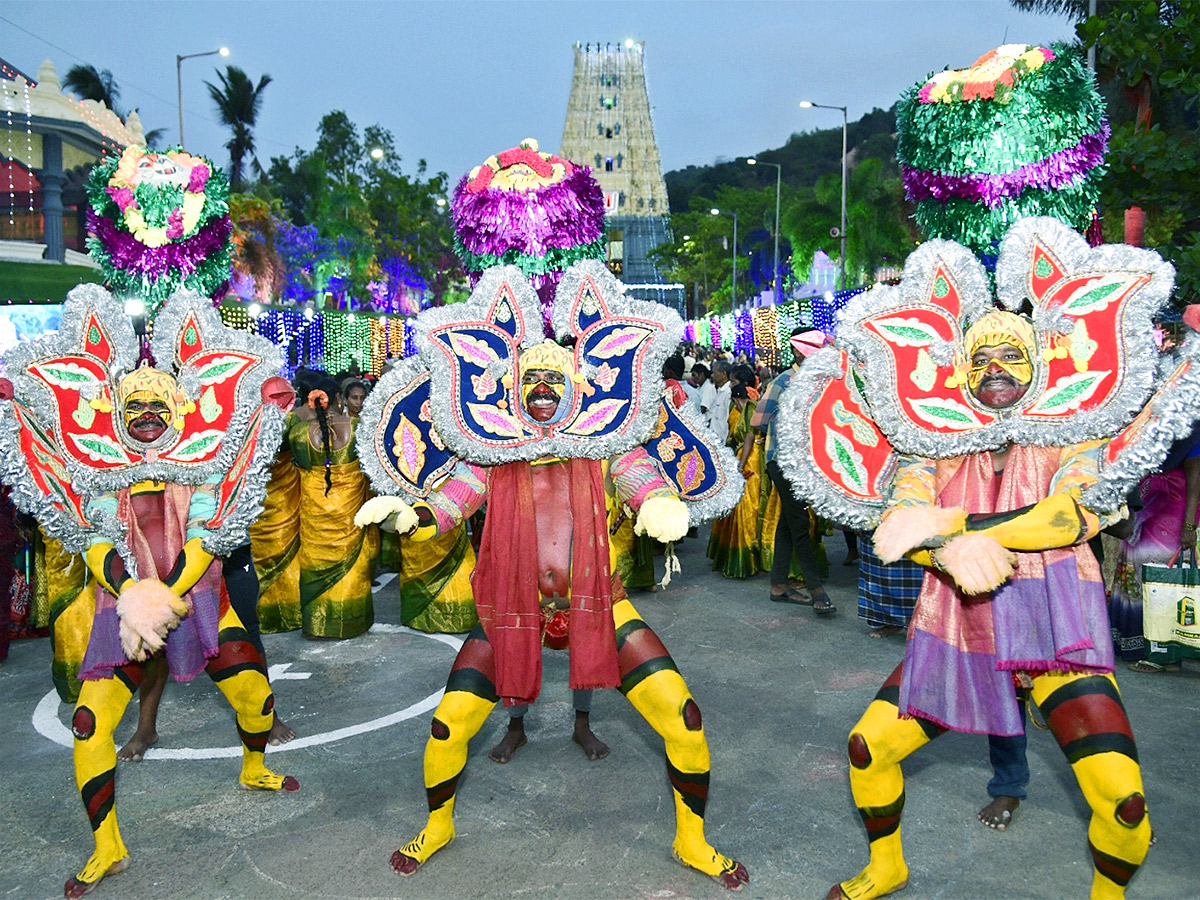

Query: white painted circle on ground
left=32, top=624, right=462, bottom=759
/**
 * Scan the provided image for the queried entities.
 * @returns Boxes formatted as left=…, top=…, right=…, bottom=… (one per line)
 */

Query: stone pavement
left=1, top=532, right=1197, bottom=900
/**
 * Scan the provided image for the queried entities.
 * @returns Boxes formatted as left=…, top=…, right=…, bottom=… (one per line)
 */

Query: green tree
left=1079, top=1, right=1200, bottom=300
left=205, top=65, right=273, bottom=191
left=265, top=112, right=460, bottom=310
left=1012, top=0, right=1200, bottom=300
left=63, top=64, right=166, bottom=148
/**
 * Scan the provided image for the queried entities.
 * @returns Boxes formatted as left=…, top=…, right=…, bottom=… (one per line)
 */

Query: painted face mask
left=118, top=366, right=183, bottom=443
left=964, top=311, right=1035, bottom=408
left=518, top=340, right=574, bottom=423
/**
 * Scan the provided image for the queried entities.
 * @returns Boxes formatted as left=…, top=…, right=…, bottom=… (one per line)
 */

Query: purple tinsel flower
left=88, top=208, right=232, bottom=281
left=451, top=166, right=606, bottom=259
left=902, top=122, right=1110, bottom=208
left=187, top=164, right=209, bottom=194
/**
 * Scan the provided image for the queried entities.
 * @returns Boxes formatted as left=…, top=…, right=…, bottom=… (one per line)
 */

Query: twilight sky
left=3, top=1, right=1075, bottom=185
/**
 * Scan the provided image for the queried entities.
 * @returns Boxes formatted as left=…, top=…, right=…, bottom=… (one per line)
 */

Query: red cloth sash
left=473, top=459, right=621, bottom=704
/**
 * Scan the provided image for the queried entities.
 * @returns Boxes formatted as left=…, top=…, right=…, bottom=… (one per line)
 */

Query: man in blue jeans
left=982, top=690, right=1029, bottom=830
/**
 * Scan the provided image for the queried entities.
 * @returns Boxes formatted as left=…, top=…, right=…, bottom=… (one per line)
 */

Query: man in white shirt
left=707, top=361, right=732, bottom=444
left=693, top=363, right=714, bottom=419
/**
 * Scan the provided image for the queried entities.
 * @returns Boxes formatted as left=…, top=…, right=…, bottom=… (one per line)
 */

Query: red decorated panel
left=205, top=405, right=263, bottom=530
left=160, top=351, right=259, bottom=465
left=175, top=310, right=207, bottom=365
left=81, top=312, right=115, bottom=364
left=1027, top=270, right=1153, bottom=421
left=27, top=356, right=134, bottom=470
left=14, top=403, right=90, bottom=527
left=861, top=301, right=997, bottom=435
left=806, top=354, right=894, bottom=504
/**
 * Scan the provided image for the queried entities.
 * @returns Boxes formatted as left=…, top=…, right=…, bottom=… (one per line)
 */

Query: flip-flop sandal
left=812, top=595, right=837, bottom=616
left=769, top=588, right=813, bottom=605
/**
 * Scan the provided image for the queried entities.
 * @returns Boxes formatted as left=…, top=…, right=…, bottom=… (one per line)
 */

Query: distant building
left=1, top=57, right=143, bottom=299
left=560, top=41, right=683, bottom=313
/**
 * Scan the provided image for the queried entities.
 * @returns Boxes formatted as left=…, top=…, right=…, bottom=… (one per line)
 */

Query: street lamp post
left=176, top=46, right=229, bottom=148
left=747, top=158, right=783, bottom=304
left=710, top=207, right=738, bottom=312
left=799, top=100, right=848, bottom=291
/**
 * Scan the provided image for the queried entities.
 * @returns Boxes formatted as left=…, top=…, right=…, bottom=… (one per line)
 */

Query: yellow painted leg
left=66, top=674, right=135, bottom=897
left=395, top=687, right=496, bottom=872
left=614, top=599, right=747, bottom=888
left=833, top=687, right=938, bottom=900
left=1030, top=672, right=1150, bottom=900
left=206, top=605, right=296, bottom=791
left=393, top=624, right=499, bottom=875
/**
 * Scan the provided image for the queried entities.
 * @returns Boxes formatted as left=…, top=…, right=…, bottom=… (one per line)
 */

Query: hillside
left=664, top=105, right=900, bottom=212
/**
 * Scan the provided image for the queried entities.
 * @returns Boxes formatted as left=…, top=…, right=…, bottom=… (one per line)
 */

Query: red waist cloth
left=473, top=459, right=621, bottom=705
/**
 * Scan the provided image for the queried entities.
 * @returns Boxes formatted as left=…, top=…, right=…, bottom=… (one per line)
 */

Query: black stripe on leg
left=80, top=768, right=116, bottom=833
left=426, top=770, right=463, bottom=811
left=1060, top=733, right=1140, bottom=766
left=238, top=723, right=270, bottom=753
left=858, top=791, right=905, bottom=842
left=619, top=657, right=678, bottom=696
left=666, top=758, right=709, bottom=817
left=445, top=667, right=499, bottom=702
left=1089, top=841, right=1139, bottom=887
left=1036, top=676, right=1122, bottom=719
left=615, top=618, right=649, bottom=647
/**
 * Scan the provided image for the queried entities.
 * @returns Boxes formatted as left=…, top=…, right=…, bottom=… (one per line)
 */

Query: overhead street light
left=176, top=46, right=229, bottom=149
left=710, top=207, right=739, bottom=311
left=799, top=100, right=848, bottom=290
left=748, top=157, right=783, bottom=304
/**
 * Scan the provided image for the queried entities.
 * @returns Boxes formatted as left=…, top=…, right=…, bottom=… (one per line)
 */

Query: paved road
left=1, top=534, right=1195, bottom=899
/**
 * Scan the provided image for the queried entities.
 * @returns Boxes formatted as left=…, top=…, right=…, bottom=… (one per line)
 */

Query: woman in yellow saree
left=397, top=522, right=478, bottom=633
left=707, top=385, right=764, bottom=577
left=250, top=442, right=301, bottom=633
left=290, top=377, right=378, bottom=638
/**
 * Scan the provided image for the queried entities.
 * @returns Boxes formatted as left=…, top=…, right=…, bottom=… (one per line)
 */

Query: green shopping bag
left=1142, top=555, right=1200, bottom=653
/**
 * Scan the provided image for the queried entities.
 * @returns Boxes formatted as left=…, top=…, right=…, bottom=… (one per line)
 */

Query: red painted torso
left=130, top=485, right=172, bottom=578
left=532, top=460, right=573, bottom=604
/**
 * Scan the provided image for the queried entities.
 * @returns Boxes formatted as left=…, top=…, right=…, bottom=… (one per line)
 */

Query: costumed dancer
left=289, top=375, right=378, bottom=638
left=0, top=283, right=301, bottom=897
left=777, top=213, right=1175, bottom=898
left=355, top=151, right=746, bottom=883
left=778, top=46, right=1174, bottom=898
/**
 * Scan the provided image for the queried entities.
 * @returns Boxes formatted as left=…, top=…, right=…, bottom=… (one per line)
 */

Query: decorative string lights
left=5, top=83, right=14, bottom=228
left=22, top=80, right=33, bottom=222
left=683, top=285, right=870, bottom=360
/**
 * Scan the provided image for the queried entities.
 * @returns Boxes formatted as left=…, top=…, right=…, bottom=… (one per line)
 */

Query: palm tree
left=205, top=66, right=273, bottom=191
left=62, top=64, right=165, bottom=147
left=63, top=64, right=122, bottom=111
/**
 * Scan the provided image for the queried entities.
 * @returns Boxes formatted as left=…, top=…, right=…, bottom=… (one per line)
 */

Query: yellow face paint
left=117, top=366, right=182, bottom=441
left=966, top=346, right=1033, bottom=392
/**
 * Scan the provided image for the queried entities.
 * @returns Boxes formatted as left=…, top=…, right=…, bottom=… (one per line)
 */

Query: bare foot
left=116, top=731, right=158, bottom=762
left=572, top=725, right=610, bottom=761
left=979, top=795, right=1019, bottom=830
left=488, top=725, right=527, bottom=763
left=269, top=715, right=295, bottom=746
left=869, top=625, right=906, bottom=639
left=64, top=855, right=128, bottom=898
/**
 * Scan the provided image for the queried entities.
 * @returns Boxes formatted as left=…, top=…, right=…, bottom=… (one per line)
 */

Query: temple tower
left=560, top=41, right=681, bottom=312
